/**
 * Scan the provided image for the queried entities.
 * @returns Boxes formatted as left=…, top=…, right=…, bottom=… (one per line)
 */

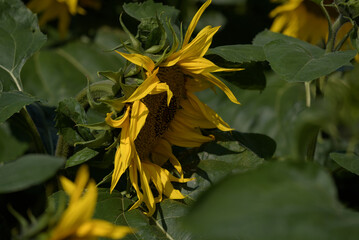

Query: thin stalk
left=335, top=26, right=354, bottom=51
left=305, top=82, right=311, bottom=107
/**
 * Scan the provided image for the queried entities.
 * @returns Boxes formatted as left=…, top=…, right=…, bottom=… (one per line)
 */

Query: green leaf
left=264, top=40, right=356, bottom=82
left=123, top=0, right=180, bottom=23
left=182, top=140, right=264, bottom=199
left=0, top=123, right=28, bottom=163
left=55, top=98, right=92, bottom=146
left=21, top=33, right=125, bottom=105
left=0, top=91, right=37, bottom=123
left=184, top=161, right=359, bottom=240
left=330, top=152, right=359, bottom=176
left=94, top=189, right=191, bottom=240
left=65, top=147, right=99, bottom=168
left=253, top=30, right=356, bottom=82
left=207, top=44, right=266, bottom=63
left=0, top=0, right=46, bottom=91
left=0, top=154, right=64, bottom=193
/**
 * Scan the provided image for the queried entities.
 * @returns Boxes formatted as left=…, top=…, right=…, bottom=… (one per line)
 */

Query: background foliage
left=1, top=0, right=359, bottom=239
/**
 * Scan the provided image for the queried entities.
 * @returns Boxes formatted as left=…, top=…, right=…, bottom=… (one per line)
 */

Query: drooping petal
left=110, top=119, right=131, bottom=193
left=149, top=82, right=173, bottom=106
left=182, top=0, right=212, bottom=47
left=129, top=100, right=149, bottom=140
left=105, top=107, right=130, bottom=128
left=75, top=219, right=132, bottom=239
left=164, top=115, right=214, bottom=147
left=116, top=51, right=155, bottom=72
left=192, top=72, right=240, bottom=104
left=124, top=68, right=160, bottom=103
left=187, top=92, right=233, bottom=131
left=180, top=57, right=243, bottom=75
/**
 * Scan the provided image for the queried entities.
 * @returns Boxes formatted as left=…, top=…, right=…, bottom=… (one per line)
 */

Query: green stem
left=305, top=82, right=311, bottom=107
left=335, top=26, right=354, bottom=51
left=306, top=129, right=320, bottom=162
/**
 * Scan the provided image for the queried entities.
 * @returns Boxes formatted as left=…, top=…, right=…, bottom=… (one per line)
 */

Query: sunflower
left=270, top=0, right=353, bottom=49
left=49, top=165, right=132, bottom=240
left=27, top=0, right=100, bottom=38
left=105, top=0, right=242, bottom=216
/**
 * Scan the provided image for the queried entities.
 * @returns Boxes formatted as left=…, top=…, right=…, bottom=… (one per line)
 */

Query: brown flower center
left=134, top=66, right=186, bottom=160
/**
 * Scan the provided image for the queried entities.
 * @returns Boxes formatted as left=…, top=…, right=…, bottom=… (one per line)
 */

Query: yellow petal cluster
left=50, top=165, right=132, bottom=240
left=270, top=0, right=353, bottom=48
left=27, top=0, right=100, bottom=38
left=106, top=0, right=242, bottom=216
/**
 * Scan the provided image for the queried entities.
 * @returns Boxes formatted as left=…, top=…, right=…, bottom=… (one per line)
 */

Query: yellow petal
left=164, top=116, right=214, bottom=147
left=149, top=82, right=173, bottom=106
left=105, top=107, right=130, bottom=128
left=129, top=160, right=144, bottom=211
left=116, top=51, right=155, bottom=72
left=129, top=101, right=149, bottom=140
left=75, top=219, right=133, bottom=239
left=50, top=180, right=97, bottom=240
left=110, top=119, right=131, bottom=193
left=269, top=0, right=302, bottom=18
left=180, top=57, right=243, bottom=75
left=182, top=0, right=212, bottom=47
left=193, top=72, right=240, bottom=104
left=187, top=92, right=232, bottom=131
left=163, top=26, right=219, bottom=67
left=124, top=68, right=160, bottom=103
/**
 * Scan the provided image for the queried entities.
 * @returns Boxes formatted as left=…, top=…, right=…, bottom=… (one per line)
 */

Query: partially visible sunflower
left=106, top=0, right=242, bottom=216
left=49, top=165, right=132, bottom=240
left=27, top=0, right=100, bottom=38
left=270, top=0, right=353, bottom=49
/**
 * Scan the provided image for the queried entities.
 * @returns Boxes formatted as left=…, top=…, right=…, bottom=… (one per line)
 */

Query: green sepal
left=77, top=121, right=111, bottom=131
left=100, top=97, right=126, bottom=112
left=74, top=131, right=113, bottom=149
left=119, top=13, right=142, bottom=52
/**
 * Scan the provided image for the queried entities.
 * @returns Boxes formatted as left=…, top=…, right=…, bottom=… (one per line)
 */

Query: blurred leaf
left=0, top=124, right=28, bottom=163
left=94, top=189, right=191, bottom=240
left=65, top=147, right=99, bottom=168
left=123, top=0, right=180, bottom=23
left=0, top=0, right=46, bottom=91
left=182, top=139, right=264, bottom=199
left=203, top=129, right=276, bottom=159
left=184, top=161, right=359, bottom=240
left=331, top=153, right=359, bottom=176
left=264, top=40, right=356, bottom=82
left=0, top=91, right=37, bottom=123
left=253, top=30, right=356, bottom=82
left=21, top=35, right=125, bottom=105
left=207, top=44, right=265, bottom=63
left=0, top=154, right=64, bottom=193
left=26, top=103, right=58, bottom=155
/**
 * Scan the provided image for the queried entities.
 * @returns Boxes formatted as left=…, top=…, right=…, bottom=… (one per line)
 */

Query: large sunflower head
left=102, top=0, right=242, bottom=216
left=270, top=0, right=353, bottom=48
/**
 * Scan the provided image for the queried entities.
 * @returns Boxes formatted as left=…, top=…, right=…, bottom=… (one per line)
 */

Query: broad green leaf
left=21, top=33, right=125, bottom=105
left=330, top=152, right=359, bottom=176
left=94, top=189, right=191, bottom=240
left=0, top=154, right=64, bottom=193
left=0, top=0, right=46, bottom=91
left=253, top=30, right=356, bottom=82
left=207, top=44, right=266, bottom=63
left=0, top=123, right=28, bottom=163
left=202, top=129, right=276, bottom=159
left=182, top=140, right=264, bottom=200
left=0, top=91, right=37, bottom=123
left=184, top=161, right=359, bottom=240
left=65, top=147, right=99, bottom=168
left=123, top=0, right=180, bottom=23
left=264, top=40, right=356, bottom=82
